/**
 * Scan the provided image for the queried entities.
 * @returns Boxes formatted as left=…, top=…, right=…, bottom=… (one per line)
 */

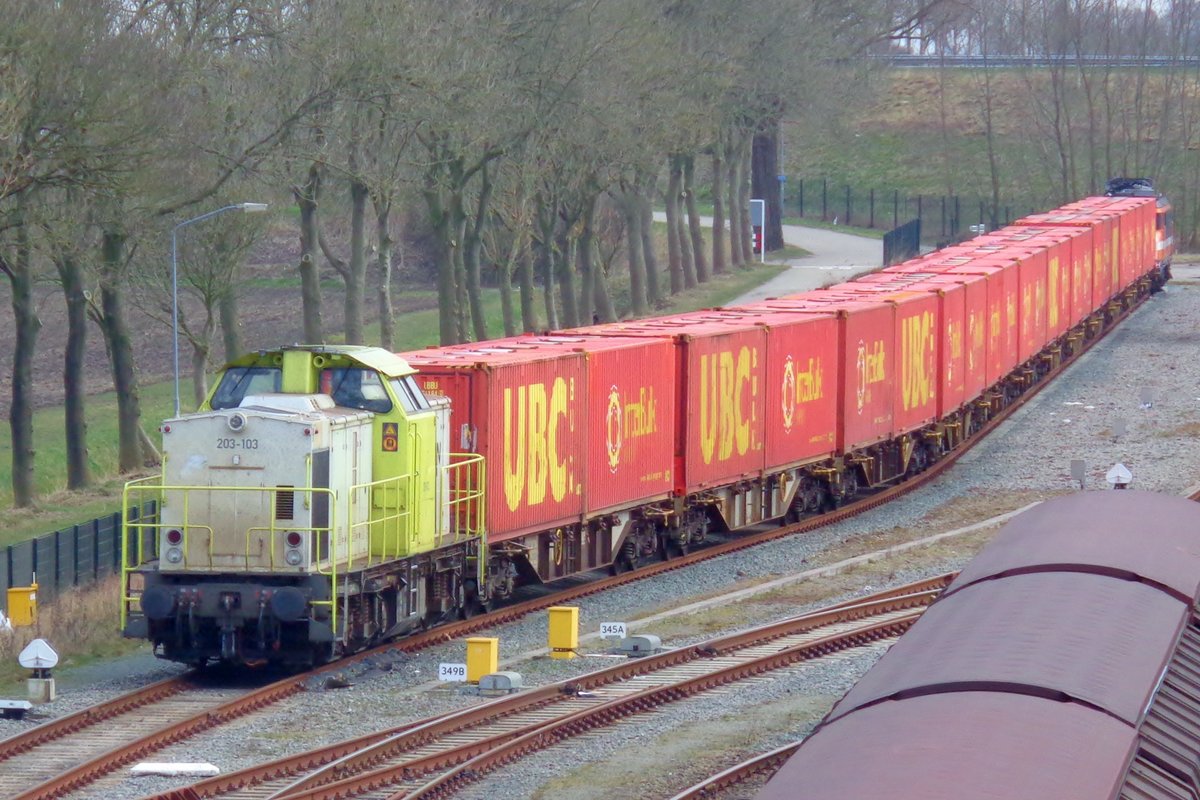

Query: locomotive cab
left=121, top=345, right=485, bottom=668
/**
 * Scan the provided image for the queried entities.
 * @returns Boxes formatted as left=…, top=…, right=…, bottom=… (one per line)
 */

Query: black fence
left=0, top=502, right=157, bottom=615
left=883, top=219, right=922, bottom=265
left=787, top=178, right=1028, bottom=247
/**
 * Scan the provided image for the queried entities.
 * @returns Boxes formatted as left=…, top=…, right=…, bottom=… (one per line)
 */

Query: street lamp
left=171, top=202, right=269, bottom=417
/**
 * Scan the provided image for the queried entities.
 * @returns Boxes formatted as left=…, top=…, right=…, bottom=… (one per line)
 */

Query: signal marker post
left=750, top=199, right=766, bottom=262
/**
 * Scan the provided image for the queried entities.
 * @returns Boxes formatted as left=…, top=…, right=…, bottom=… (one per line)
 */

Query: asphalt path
left=734, top=221, right=881, bottom=305
left=653, top=212, right=881, bottom=305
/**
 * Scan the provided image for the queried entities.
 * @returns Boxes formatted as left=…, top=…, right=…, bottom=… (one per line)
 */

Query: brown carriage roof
left=826, top=571, right=1186, bottom=726
left=756, top=692, right=1136, bottom=800
left=948, top=491, right=1200, bottom=603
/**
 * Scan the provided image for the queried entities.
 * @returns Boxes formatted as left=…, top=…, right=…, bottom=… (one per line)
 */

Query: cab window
left=321, top=368, right=393, bottom=413
left=391, top=376, right=430, bottom=413
left=211, top=367, right=281, bottom=409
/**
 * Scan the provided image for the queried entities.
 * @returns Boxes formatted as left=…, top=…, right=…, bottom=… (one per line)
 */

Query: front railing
left=121, top=452, right=488, bottom=641
left=121, top=478, right=340, bottom=631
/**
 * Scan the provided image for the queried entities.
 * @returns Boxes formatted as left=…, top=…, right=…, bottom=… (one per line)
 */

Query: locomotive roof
left=225, top=345, right=417, bottom=378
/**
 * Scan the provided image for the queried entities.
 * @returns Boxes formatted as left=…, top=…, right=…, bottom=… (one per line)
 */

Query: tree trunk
left=592, top=252, right=617, bottom=323
left=99, top=230, right=144, bottom=471
left=218, top=290, right=240, bottom=361
left=665, top=156, right=683, bottom=294
left=375, top=198, right=395, bottom=351
left=684, top=155, right=709, bottom=283
left=638, top=189, right=661, bottom=306
left=497, top=228, right=522, bottom=337
left=725, top=144, right=743, bottom=268
left=539, top=239, right=558, bottom=330
left=675, top=163, right=697, bottom=289
left=556, top=233, right=579, bottom=329
left=737, top=139, right=753, bottom=264
left=519, top=241, right=537, bottom=332
left=577, top=195, right=596, bottom=324
left=624, top=194, right=647, bottom=316
left=191, top=336, right=211, bottom=409
left=463, top=165, right=493, bottom=342
left=536, top=196, right=560, bottom=330
left=4, top=214, right=39, bottom=506
left=56, top=250, right=91, bottom=490
left=294, top=163, right=323, bottom=343
left=344, top=177, right=368, bottom=345
left=424, top=180, right=459, bottom=345
left=752, top=125, right=784, bottom=251
left=711, top=150, right=727, bottom=275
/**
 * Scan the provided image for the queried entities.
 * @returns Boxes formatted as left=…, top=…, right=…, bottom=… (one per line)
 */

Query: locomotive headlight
left=165, top=547, right=183, bottom=564
left=284, top=549, right=303, bottom=566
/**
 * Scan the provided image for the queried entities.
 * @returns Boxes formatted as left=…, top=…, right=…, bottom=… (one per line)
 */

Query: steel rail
left=141, top=577, right=949, bottom=800
left=400, top=613, right=923, bottom=800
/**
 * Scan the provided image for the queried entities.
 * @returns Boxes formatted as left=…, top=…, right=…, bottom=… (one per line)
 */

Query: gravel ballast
left=5, top=267, right=1199, bottom=800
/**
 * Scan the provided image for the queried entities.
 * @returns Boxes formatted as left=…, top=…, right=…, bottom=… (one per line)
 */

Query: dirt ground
left=0, top=250, right=437, bottom=418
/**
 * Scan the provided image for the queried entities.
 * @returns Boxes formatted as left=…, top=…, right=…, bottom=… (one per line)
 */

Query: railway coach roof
left=825, top=570, right=1186, bottom=726
left=756, top=692, right=1136, bottom=800
left=947, top=490, right=1200, bottom=603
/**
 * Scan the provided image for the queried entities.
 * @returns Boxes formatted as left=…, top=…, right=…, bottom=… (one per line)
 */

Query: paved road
left=654, top=212, right=881, bottom=305
left=733, top=221, right=881, bottom=305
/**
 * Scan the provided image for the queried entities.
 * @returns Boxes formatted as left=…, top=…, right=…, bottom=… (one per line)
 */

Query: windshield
left=211, top=367, right=282, bottom=410
left=320, top=368, right=393, bottom=413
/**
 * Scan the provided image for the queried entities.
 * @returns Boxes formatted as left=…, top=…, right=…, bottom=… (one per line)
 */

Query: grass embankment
left=0, top=261, right=785, bottom=684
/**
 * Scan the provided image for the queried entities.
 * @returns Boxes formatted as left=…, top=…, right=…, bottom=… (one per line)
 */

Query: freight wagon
left=119, top=184, right=1175, bottom=667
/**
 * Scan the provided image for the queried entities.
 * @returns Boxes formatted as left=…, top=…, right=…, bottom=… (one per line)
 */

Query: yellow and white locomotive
left=121, top=346, right=484, bottom=667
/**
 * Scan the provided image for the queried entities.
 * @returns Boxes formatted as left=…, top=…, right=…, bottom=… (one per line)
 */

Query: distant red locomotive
left=399, top=188, right=1170, bottom=602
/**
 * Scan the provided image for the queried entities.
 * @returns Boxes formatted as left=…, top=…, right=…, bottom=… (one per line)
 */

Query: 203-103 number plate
left=216, top=438, right=260, bottom=450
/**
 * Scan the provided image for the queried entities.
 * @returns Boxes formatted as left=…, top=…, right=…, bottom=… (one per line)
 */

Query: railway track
left=0, top=291, right=1155, bottom=800
left=0, top=675, right=263, bottom=800
left=138, top=576, right=947, bottom=800
left=667, top=481, right=1200, bottom=800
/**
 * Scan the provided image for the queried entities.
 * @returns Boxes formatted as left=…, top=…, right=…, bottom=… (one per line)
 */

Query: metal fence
left=0, top=502, right=157, bottom=614
left=787, top=178, right=1029, bottom=247
left=883, top=219, right=922, bottom=266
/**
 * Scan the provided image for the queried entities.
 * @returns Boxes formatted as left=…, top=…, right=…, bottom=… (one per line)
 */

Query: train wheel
left=460, top=578, right=485, bottom=619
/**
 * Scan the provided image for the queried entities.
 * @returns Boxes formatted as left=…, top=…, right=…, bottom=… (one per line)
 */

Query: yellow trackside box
left=466, top=637, right=499, bottom=683
left=7, top=583, right=37, bottom=627
left=548, top=606, right=579, bottom=660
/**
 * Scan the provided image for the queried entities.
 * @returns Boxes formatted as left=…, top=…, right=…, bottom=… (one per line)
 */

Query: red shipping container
left=1106, top=197, right=1156, bottom=286
left=828, top=287, right=939, bottom=434
left=1020, top=209, right=1114, bottom=305
left=403, top=338, right=587, bottom=542
left=892, top=279, right=968, bottom=417
left=1015, top=249, right=1048, bottom=362
left=943, top=260, right=1019, bottom=387
left=1031, top=230, right=1075, bottom=339
left=568, top=313, right=768, bottom=494
left=1050, top=225, right=1094, bottom=326
left=1045, top=204, right=1118, bottom=302
left=535, top=334, right=677, bottom=513
left=726, top=310, right=840, bottom=470
left=766, top=295, right=896, bottom=451
left=958, top=232, right=1048, bottom=362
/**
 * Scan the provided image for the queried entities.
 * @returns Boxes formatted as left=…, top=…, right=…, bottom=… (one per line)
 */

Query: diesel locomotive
left=121, top=185, right=1173, bottom=668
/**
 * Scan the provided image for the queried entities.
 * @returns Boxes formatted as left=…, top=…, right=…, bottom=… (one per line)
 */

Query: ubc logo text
left=901, top=311, right=936, bottom=412
left=503, top=378, right=575, bottom=512
left=699, top=347, right=759, bottom=464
